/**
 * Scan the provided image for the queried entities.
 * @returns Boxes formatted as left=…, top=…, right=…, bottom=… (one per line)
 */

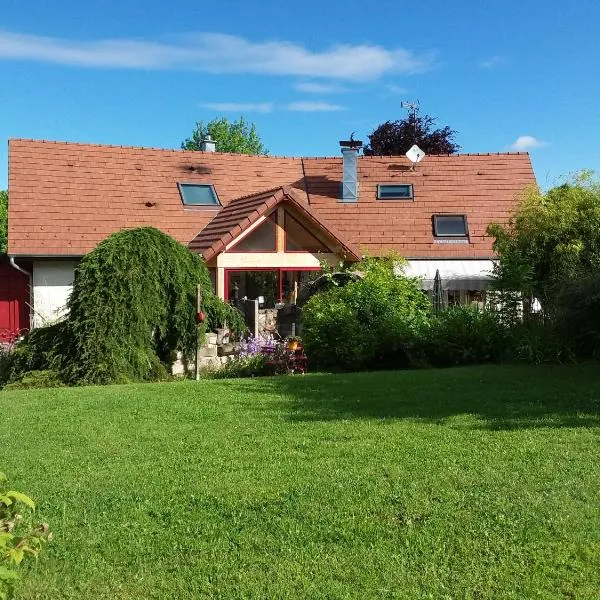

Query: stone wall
left=171, top=331, right=238, bottom=376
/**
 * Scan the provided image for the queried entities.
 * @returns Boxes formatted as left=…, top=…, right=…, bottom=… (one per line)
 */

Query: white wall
left=32, top=261, right=78, bottom=327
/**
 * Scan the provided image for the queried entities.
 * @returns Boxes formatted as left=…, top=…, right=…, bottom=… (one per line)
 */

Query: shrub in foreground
left=302, top=256, right=430, bottom=371
left=0, top=472, right=51, bottom=599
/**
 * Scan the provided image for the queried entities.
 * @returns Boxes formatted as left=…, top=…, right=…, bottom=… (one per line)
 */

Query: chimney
left=200, top=135, right=216, bottom=152
left=339, top=137, right=363, bottom=202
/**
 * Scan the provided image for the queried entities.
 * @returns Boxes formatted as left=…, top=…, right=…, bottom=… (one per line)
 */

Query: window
left=230, top=215, right=276, bottom=252
left=225, top=268, right=321, bottom=309
left=377, top=184, right=413, bottom=200
left=433, top=215, right=469, bottom=237
left=178, top=183, right=220, bottom=206
left=285, top=212, right=330, bottom=253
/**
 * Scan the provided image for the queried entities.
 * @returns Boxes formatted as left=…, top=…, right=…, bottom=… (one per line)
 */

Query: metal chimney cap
left=339, top=139, right=363, bottom=149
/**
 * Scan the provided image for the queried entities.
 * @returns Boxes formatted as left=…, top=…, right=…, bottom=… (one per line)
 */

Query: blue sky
left=1, top=0, right=598, bottom=189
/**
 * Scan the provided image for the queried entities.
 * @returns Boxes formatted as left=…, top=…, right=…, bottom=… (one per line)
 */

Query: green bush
left=411, top=305, right=508, bottom=367
left=0, top=324, right=65, bottom=389
left=302, top=256, right=431, bottom=371
left=553, top=274, right=600, bottom=358
left=3, top=370, right=65, bottom=391
left=206, top=354, right=269, bottom=379
left=60, top=227, right=245, bottom=385
left=507, top=318, right=572, bottom=364
left=0, top=348, right=11, bottom=390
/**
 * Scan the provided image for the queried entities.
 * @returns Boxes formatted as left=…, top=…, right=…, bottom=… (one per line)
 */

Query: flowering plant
left=238, top=334, right=262, bottom=357
left=238, top=333, right=278, bottom=357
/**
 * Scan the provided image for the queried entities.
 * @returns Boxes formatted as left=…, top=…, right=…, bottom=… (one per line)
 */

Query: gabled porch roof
left=189, top=186, right=361, bottom=263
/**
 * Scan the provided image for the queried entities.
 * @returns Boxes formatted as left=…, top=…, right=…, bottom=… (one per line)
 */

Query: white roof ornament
left=406, top=144, right=426, bottom=164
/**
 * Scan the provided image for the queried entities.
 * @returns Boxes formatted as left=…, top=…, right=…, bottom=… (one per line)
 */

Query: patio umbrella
left=433, top=269, right=444, bottom=312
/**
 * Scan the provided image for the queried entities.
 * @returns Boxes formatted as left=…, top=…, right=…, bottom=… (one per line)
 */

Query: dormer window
left=433, top=215, right=469, bottom=237
left=178, top=183, right=220, bottom=206
left=377, top=184, right=414, bottom=200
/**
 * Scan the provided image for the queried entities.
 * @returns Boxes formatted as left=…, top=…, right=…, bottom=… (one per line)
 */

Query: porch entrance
left=225, top=268, right=320, bottom=337
left=225, top=268, right=320, bottom=307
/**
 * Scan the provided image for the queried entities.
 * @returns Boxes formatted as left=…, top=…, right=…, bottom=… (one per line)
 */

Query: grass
left=2, top=363, right=600, bottom=599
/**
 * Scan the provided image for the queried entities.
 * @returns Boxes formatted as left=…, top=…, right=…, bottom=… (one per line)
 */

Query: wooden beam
left=276, top=206, right=285, bottom=253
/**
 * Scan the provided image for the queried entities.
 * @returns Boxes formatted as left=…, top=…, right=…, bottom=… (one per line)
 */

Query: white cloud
left=294, top=81, right=346, bottom=94
left=198, top=101, right=346, bottom=112
left=479, top=55, right=507, bottom=69
left=385, top=83, right=408, bottom=95
left=0, top=30, right=434, bottom=81
left=510, top=135, right=547, bottom=151
left=200, top=102, right=274, bottom=113
left=285, top=101, right=347, bottom=112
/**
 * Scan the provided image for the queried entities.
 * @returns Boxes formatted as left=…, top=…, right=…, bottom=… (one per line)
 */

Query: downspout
left=8, top=256, right=33, bottom=330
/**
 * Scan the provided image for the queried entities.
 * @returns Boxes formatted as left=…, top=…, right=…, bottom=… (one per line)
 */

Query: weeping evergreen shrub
left=58, top=227, right=244, bottom=385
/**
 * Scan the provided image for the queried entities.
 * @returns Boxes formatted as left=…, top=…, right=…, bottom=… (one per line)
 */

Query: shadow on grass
left=227, top=364, right=600, bottom=430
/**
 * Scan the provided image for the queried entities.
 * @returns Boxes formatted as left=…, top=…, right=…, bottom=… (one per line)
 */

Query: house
left=3, top=137, right=536, bottom=333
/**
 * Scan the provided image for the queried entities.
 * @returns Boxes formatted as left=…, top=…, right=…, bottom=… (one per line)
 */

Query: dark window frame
left=377, top=183, right=414, bottom=200
left=178, top=182, right=221, bottom=207
left=432, top=214, right=469, bottom=238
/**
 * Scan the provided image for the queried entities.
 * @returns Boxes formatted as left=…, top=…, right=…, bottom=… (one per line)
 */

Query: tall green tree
left=181, top=117, right=268, bottom=155
left=487, top=172, right=600, bottom=316
left=0, top=190, right=7, bottom=254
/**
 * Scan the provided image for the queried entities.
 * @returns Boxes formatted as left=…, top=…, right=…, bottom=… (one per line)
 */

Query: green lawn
left=2, top=365, right=600, bottom=599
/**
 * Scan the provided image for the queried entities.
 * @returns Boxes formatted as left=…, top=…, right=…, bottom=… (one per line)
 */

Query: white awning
left=401, top=260, right=495, bottom=291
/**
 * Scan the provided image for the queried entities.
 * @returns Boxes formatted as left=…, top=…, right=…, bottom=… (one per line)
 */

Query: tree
left=0, top=190, right=7, bottom=254
left=56, top=227, right=245, bottom=385
left=364, top=112, right=460, bottom=156
left=181, top=117, right=268, bottom=155
left=487, top=172, right=600, bottom=318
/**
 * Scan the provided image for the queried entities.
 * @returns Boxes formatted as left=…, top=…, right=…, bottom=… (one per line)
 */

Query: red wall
left=0, top=258, right=30, bottom=342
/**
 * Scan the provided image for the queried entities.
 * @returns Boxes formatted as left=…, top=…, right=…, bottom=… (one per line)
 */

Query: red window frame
left=224, top=267, right=321, bottom=304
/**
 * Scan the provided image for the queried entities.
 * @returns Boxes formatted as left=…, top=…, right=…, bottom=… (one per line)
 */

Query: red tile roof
left=190, top=186, right=361, bottom=262
left=8, top=138, right=536, bottom=259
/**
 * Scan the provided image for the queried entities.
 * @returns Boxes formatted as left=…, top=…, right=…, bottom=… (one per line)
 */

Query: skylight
left=178, top=183, right=220, bottom=206
left=377, top=184, right=413, bottom=200
left=433, top=215, right=469, bottom=237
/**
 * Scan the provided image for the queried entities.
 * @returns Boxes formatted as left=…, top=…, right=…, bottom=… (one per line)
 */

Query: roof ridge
left=8, top=138, right=303, bottom=159
left=226, top=186, right=288, bottom=203
left=358, top=151, right=530, bottom=158
left=8, top=138, right=529, bottom=158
